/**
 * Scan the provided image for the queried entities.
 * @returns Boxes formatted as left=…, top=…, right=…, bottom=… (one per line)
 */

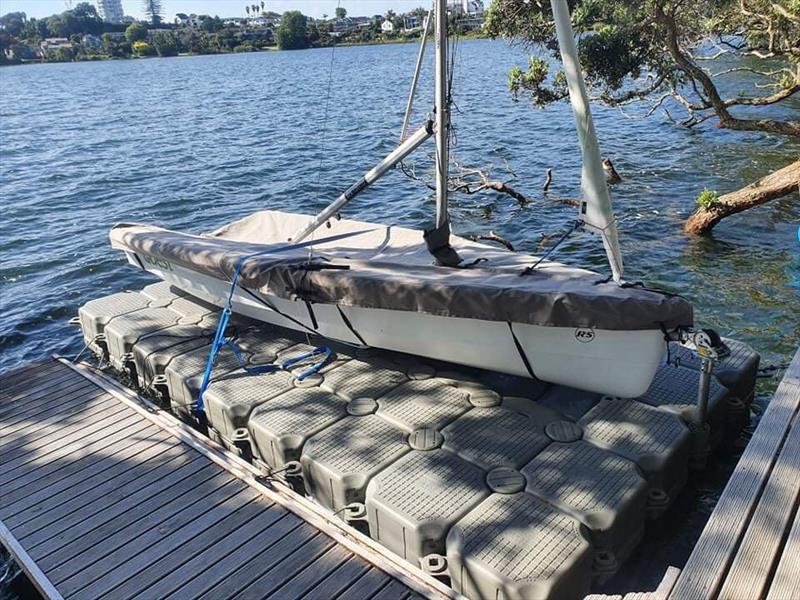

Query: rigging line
left=520, top=220, right=583, bottom=276
left=309, top=0, right=341, bottom=261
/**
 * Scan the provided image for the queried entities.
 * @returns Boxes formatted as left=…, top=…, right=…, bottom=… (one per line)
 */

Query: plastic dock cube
left=447, top=492, right=593, bottom=600
left=669, top=338, right=759, bottom=404
left=203, top=368, right=296, bottom=443
left=248, top=387, right=349, bottom=470
left=376, top=379, right=472, bottom=433
left=365, top=449, right=489, bottom=565
left=639, top=363, right=729, bottom=450
left=131, top=322, right=215, bottom=389
left=441, top=405, right=553, bottom=470
left=319, top=357, right=408, bottom=400
left=78, top=292, right=150, bottom=350
left=104, top=308, right=186, bottom=370
left=301, top=414, right=410, bottom=512
left=578, top=398, right=691, bottom=510
left=522, top=441, right=648, bottom=576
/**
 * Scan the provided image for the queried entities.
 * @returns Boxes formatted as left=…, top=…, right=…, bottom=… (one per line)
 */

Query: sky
left=0, top=0, right=434, bottom=20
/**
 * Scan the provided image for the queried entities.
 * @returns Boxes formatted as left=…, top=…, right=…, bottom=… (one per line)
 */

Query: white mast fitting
left=550, top=0, right=624, bottom=283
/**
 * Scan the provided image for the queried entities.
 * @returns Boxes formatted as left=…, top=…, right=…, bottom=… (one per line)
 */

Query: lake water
left=0, top=39, right=798, bottom=596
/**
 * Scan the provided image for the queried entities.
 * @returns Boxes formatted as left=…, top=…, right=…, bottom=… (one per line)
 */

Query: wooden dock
left=0, top=358, right=455, bottom=600
left=668, top=346, right=800, bottom=600
left=2, top=348, right=799, bottom=600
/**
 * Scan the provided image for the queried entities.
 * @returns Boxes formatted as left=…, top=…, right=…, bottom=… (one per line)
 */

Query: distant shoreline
left=1, top=31, right=490, bottom=67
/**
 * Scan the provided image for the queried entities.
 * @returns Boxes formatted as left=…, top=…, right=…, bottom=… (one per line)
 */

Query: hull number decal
left=142, top=254, right=174, bottom=272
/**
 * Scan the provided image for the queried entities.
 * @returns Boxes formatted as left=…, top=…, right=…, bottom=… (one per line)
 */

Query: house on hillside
left=381, top=19, right=395, bottom=34
left=39, top=38, right=72, bottom=56
left=332, top=17, right=354, bottom=34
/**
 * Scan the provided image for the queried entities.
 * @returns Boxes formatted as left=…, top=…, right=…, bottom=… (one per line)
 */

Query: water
left=0, top=39, right=798, bottom=595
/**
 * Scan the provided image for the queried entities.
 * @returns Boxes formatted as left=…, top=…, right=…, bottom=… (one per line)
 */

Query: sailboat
left=109, top=0, right=693, bottom=398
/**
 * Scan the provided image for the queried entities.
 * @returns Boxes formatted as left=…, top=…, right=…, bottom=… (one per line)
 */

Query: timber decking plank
left=142, top=511, right=297, bottom=600
left=226, top=531, right=336, bottom=600
left=0, top=394, right=128, bottom=455
left=183, top=515, right=317, bottom=600
left=0, top=429, right=178, bottom=520
left=0, top=362, right=72, bottom=398
left=718, top=412, right=800, bottom=599
left=0, top=374, right=93, bottom=416
left=104, top=497, right=283, bottom=600
left=300, top=553, right=371, bottom=600
left=0, top=424, right=166, bottom=504
left=64, top=480, right=252, bottom=598
left=670, top=349, right=800, bottom=600
left=16, top=448, right=202, bottom=544
left=0, top=412, right=143, bottom=482
left=334, top=566, right=395, bottom=600
left=268, top=543, right=355, bottom=599
left=31, top=461, right=220, bottom=568
left=374, top=578, right=420, bottom=600
left=0, top=361, right=60, bottom=391
left=0, top=369, right=88, bottom=407
left=0, top=383, right=105, bottom=431
left=0, top=419, right=160, bottom=498
left=766, top=499, right=800, bottom=600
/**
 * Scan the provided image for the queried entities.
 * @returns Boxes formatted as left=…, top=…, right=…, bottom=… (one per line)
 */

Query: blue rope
left=195, top=227, right=374, bottom=413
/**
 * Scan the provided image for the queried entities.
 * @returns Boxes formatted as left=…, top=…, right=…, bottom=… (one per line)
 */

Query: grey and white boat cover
left=110, top=210, right=692, bottom=332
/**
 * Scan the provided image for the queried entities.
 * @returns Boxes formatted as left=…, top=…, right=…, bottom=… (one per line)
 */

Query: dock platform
left=668, top=346, right=800, bottom=600
left=0, top=358, right=453, bottom=600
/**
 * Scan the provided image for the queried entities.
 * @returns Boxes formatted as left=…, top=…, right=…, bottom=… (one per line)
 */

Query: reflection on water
left=0, top=39, right=797, bottom=596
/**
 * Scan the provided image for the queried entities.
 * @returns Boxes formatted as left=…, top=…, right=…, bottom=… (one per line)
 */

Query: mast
left=550, top=0, right=624, bottom=283
left=434, top=0, right=449, bottom=228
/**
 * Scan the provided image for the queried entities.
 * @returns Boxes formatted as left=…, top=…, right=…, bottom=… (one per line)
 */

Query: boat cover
left=110, top=211, right=693, bottom=331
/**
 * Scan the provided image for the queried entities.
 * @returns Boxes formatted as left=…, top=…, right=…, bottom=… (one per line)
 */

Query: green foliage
left=125, top=22, right=148, bottom=43
left=484, top=0, right=799, bottom=134
left=696, top=188, right=720, bottom=209
left=151, top=30, right=178, bottom=57
left=142, top=0, right=163, bottom=26
left=335, top=7, right=347, bottom=20
left=275, top=11, right=309, bottom=50
left=0, top=12, right=26, bottom=36
left=508, top=57, right=568, bottom=106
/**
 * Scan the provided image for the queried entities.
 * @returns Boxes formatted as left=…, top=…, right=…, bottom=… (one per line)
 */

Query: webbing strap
left=507, top=322, right=536, bottom=379
left=195, top=227, right=375, bottom=413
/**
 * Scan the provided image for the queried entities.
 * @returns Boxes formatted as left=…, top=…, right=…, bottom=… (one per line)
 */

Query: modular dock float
left=0, top=359, right=450, bottom=600
left=2, top=283, right=797, bottom=600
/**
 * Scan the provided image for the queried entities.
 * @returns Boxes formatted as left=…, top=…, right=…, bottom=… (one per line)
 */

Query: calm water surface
left=0, top=39, right=798, bottom=596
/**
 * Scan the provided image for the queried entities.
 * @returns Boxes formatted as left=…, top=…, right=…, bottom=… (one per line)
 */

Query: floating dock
left=0, top=359, right=449, bottom=600
left=1, top=283, right=797, bottom=600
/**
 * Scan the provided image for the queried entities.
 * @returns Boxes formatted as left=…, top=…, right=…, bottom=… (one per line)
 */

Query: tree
left=0, top=12, right=27, bottom=36
left=486, top=0, right=799, bottom=232
left=151, top=30, right=178, bottom=56
left=245, top=6, right=250, bottom=17
left=275, top=10, right=309, bottom=49
left=485, top=0, right=799, bottom=136
left=261, top=2, right=265, bottom=14
left=335, top=7, right=347, bottom=20
left=142, top=0, right=163, bottom=27
left=125, top=22, right=147, bottom=43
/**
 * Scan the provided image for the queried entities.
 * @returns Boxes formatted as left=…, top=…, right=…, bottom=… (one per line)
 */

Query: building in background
left=95, top=0, right=125, bottom=24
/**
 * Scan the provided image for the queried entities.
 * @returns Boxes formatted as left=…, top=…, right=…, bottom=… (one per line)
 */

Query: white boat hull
left=125, top=251, right=666, bottom=398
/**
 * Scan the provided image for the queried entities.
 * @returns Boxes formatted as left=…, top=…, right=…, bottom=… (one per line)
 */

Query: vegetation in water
left=486, top=0, right=799, bottom=232
left=696, top=188, right=721, bottom=209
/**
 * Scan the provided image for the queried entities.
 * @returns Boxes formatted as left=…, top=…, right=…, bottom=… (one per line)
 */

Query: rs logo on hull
left=574, top=328, right=595, bottom=343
